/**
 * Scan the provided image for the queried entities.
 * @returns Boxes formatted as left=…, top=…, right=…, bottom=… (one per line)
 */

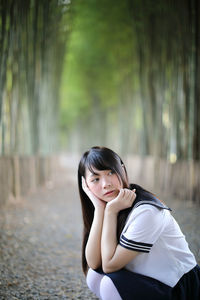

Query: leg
left=100, top=275, right=122, bottom=300
left=86, top=268, right=122, bottom=300
left=86, top=268, right=104, bottom=299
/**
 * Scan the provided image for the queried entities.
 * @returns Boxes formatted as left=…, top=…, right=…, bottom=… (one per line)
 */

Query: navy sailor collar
left=132, top=196, right=172, bottom=211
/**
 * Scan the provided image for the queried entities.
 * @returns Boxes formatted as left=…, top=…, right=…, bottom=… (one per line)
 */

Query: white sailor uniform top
left=119, top=198, right=197, bottom=287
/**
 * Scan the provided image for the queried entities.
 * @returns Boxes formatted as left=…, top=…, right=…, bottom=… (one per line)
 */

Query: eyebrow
left=89, top=169, right=113, bottom=177
left=89, top=172, right=100, bottom=177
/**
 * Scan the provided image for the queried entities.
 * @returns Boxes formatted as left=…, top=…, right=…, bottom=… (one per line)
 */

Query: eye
left=91, top=178, right=99, bottom=183
left=108, top=170, right=114, bottom=175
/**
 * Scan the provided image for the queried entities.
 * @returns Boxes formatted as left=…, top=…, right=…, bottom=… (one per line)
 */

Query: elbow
left=88, top=262, right=101, bottom=270
left=86, top=253, right=101, bottom=270
left=86, top=258, right=101, bottom=270
left=102, top=264, right=110, bottom=273
left=102, top=262, right=118, bottom=274
left=102, top=266, right=112, bottom=274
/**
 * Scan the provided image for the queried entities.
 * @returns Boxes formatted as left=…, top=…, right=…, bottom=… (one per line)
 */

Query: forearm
left=85, top=208, right=104, bottom=269
left=101, top=208, right=118, bottom=272
left=101, top=189, right=138, bottom=273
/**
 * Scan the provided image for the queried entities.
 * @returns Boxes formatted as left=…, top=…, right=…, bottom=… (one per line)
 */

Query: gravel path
left=0, top=178, right=199, bottom=300
left=0, top=181, right=98, bottom=300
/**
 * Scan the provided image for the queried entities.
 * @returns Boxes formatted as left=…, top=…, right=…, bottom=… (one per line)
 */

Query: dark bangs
left=86, top=149, right=118, bottom=173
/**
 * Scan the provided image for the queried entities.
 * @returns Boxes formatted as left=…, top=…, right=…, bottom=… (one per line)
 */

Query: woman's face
left=85, top=167, right=123, bottom=202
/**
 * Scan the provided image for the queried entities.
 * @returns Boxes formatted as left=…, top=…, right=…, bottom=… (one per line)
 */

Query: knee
left=86, top=268, right=102, bottom=295
left=100, top=275, right=122, bottom=300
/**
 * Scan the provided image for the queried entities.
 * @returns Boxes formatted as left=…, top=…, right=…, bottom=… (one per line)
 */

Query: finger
left=119, top=189, right=125, bottom=198
left=127, top=189, right=136, bottom=197
left=81, top=176, right=85, bottom=188
left=128, top=194, right=135, bottom=208
left=115, top=189, right=123, bottom=201
left=128, top=191, right=134, bottom=202
left=123, top=190, right=132, bottom=202
left=132, top=189, right=137, bottom=199
left=124, top=190, right=135, bottom=202
left=122, top=189, right=133, bottom=199
left=82, top=176, right=88, bottom=187
left=82, top=177, right=88, bottom=192
left=124, top=189, right=133, bottom=197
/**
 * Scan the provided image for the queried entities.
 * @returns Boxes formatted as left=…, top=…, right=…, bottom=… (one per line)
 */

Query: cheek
left=113, top=175, right=123, bottom=188
left=91, top=188, right=100, bottom=198
left=87, top=182, right=99, bottom=195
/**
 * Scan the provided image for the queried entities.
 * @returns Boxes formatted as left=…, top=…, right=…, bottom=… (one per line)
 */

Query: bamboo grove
left=0, top=0, right=200, bottom=162
left=0, top=0, right=69, bottom=155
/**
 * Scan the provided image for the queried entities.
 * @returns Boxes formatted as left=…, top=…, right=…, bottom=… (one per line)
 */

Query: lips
left=104, top=190, right=115, bottom=196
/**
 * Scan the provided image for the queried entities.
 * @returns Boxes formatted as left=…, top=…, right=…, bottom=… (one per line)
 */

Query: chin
left=103, top=197, right=115, bottom=203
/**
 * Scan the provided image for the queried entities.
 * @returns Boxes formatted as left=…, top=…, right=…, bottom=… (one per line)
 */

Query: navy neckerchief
left=132, top=196, right=172, bottom=211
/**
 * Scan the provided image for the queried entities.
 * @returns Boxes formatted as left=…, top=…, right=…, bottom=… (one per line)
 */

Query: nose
left=102, top=177, right=111, bottom=189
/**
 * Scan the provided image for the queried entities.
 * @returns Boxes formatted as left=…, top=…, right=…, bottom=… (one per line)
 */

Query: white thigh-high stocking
left=99, top=275, right=122, bottom=300
left=86, top=268, right=104, bottom=299
left=86, top=268, right=122, bottom=300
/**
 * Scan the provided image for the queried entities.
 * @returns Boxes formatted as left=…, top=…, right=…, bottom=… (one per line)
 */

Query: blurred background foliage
left=0, top=0, right=200, bottom=161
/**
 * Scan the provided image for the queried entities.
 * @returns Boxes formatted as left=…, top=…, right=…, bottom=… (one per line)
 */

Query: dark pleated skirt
left=172, top=265, right=200, bottom=300
left=96, top=265, right=200, bottom=300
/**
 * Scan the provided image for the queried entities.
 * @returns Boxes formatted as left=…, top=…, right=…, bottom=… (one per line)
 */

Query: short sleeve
left=119, top=205, right=165, bottom=253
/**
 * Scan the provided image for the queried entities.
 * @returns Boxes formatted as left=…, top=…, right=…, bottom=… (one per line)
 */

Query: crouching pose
left=78, top=146, right=200, bottom=300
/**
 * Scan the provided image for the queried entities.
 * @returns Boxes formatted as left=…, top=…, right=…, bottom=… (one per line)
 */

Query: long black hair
left=78, top=146, right=158, bottom=275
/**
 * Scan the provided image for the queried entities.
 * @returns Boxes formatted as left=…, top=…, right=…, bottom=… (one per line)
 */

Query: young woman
left=78, top=146, right=200, bottom=300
